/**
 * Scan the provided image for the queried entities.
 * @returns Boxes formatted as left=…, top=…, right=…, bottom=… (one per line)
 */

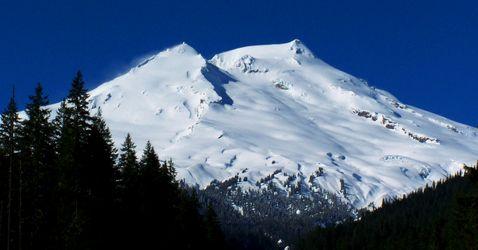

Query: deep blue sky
left=1, top=0, right=477, bottom=125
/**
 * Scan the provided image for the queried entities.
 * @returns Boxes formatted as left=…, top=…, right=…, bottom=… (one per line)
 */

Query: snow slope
left=56, top=40, right=478, bottom=208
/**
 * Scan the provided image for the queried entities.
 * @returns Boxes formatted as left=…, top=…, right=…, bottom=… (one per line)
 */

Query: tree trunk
left=0, top=200, right=4, bottom=247
left=6, top=153, right=12, bottom=250
left=18, top=160, right=22, bottom=250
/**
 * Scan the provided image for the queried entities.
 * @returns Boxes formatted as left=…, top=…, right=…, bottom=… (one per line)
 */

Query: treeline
left=0, top=72, right=224, bottom=250
left=191, top=174, right=353, bottom=249
left=298, top=164, right=478, bottom=250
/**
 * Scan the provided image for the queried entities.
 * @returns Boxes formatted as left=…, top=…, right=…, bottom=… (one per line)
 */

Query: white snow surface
left=51, top=40, right=478, bottom=208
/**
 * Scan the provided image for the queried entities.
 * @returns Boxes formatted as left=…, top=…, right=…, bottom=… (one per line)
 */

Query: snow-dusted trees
left=298, top=164, right=478, bottom=249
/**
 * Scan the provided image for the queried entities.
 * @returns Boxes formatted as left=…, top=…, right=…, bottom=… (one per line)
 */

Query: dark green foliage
left=137, top=141, right=178, bottom=248
left=0, top=90, right=22, bottom=250
left=192, top=175, right=353, bottom=250
left=2, top=71, right=476, bottom=250
left=118, top=133, right=138, bottom=185
left=117, top=133, right=139, bottom=206
left=82, top=109, right=118, bottom=248
left=114, top=134, right=141, bottom=249
left=66, top=71, right=91, bottom=142
left=0, top=91, right=21, bottom=155
left=298, top=164, right=478, bottom=250
left=18, top=83, right=57, bottom=249
left=115, top=139, right=223, bottom=250
left=53, top=72, right=93, bottom=249
left=0, top=73, right=225, bottom=249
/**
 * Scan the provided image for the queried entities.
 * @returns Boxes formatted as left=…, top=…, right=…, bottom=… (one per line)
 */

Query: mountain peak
left=167, top=42, right=200, bottom=56
left=287, top=39, right=314, bottom=58
left=132, top=43, right=201, bottom=71
left=64, top=40, right=478, bottom=209
left=213, top=39, right=314, bottom=59
left=209, top=39, right=316, bottom=71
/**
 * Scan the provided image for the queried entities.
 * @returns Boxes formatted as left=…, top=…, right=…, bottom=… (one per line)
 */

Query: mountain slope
left=298, top=165, right=478, bottom=249
left=52, top=40, right=478, bottom=208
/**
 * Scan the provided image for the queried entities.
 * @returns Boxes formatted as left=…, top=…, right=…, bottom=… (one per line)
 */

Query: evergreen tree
left=138, top=142, right=178, bottom=248
left=115, top=134, right=141, bottom=249
left=139, top=141, right=160, bottom=172
left=0, top=90, right=21, bottom=250
left=298, top=164, right=478, bottom=250
left=66, top=71, right=90, bottom=143
left=19, top=83, right=56, bottom=249
left=53, top=100, right=75, bottom=191
left=83, top=108, right=118, bottom=248
left=117, top=133, right=139, bottom=212
left=118, top=133, right=139, bottom=190
left=0, top=92, right=21, bottom=156
left=0, top=74, right=227, bottom=249
left=54, top=71, right=92, bottom=249
left=85, top=108, right=118, bottom=198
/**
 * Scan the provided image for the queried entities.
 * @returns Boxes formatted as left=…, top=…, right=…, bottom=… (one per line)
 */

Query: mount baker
left=48, top=39, right=478, bottom=208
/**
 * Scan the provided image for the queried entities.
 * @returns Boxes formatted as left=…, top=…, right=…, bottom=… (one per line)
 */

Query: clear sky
left=0, top=0, right=477, bottom=126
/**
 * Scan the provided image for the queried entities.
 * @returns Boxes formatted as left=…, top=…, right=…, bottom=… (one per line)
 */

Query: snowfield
left=51, top=39, right=478, bottom=208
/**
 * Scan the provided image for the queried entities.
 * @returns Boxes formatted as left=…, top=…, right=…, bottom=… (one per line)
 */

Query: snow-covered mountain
left=55, top=40, right=478, bottom=208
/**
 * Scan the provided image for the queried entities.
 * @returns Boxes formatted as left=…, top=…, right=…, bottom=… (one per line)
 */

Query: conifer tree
left=19, top=83, right=56, bottom=249
left=0, top=74, right=227, bottom=249
left=115, top=134, right=141, bottom=248
left=53, top=100, right=75, bottom=189
left=86, top=108, right=118, bottom=198
left=139, top=141, right=160, bottom=172
left=117, top=133, right=139, bottom=215
left=66, top=71, right=90, bottom=143
left=138, top=141, right=178, bottom=247
left=54, top=71, right=92, bottom=249
left=0, top=90, right=21, bottom=250
left=83, top=108, right=117, bottom=248
left=118, top=133, right=139, bottom=188
left=0, top=92, right=21, bottom=156
left=161, top=158, right=177, bottom=185
left=140, top=142, right=178, bottom=202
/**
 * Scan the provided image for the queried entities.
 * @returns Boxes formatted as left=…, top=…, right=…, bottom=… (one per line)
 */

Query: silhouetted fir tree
left=138, top=141, right=176, bottom=247
left=0, top=73, right=227, bottom=249
left=139, top=141, right=160, bottom=172
left=83, top=108, right=118, bottom=248
left=18, top=83, right=56, bottom=249
left=137, top=142, right=224, bottom=249
left=115, top=134, right=141, bottom=249
left=162, top=158, right=177, bottom=183
left=54, top=71, right=92, bottom=249
left=86, top=108, right=118, bottom=198
left=52, top=99, right=76, bottom=248
left=0, top=91, right=21, bottom=155
left=118, top=133, right=140, bottom=204
left=118, top=133, right=139, bottom=186
left=66, top=71, right=91, bottom=143
left=0, top=91, right=22, bottom=250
